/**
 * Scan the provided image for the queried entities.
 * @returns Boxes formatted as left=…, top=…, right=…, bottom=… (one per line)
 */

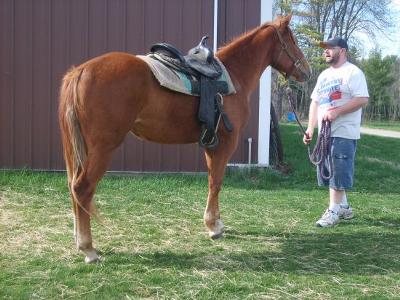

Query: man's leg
left=338, top=191, right=353, bottom=219
left=329, top=188, right=344, bottom=214
left=315, top=188, right=342, bottom=227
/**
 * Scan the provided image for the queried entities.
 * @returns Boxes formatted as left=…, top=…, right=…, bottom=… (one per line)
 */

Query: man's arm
left=323, top=97, right=369, bottom=121
left=303, top=100, right=318, bottom=144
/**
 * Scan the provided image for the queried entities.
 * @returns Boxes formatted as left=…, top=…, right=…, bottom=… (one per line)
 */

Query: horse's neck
left=217, top=26, right=276, bottom=96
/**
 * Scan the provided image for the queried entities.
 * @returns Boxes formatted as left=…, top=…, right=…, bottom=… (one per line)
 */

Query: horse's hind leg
left=71, top=149, right=113, bottom=263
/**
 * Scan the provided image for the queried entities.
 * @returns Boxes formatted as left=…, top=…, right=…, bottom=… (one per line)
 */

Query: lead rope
left=309, top=120, right=333, bottom=180
left=285, top=87, right=333, bottom=180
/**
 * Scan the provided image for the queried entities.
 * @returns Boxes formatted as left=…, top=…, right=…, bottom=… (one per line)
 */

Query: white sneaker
left=316, top=209, right=340, bottom=227
left=338, top=205, right=353, bottom=220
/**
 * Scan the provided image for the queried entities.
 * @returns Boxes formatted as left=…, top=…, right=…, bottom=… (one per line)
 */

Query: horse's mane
left=216, top=21, right=277, bottom=56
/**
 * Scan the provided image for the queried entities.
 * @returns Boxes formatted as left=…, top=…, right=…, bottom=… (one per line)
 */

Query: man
left=303, top=37, right=369, bottom=227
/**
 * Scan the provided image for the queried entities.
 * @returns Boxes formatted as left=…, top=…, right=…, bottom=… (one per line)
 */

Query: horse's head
left=270, top=15, right=311, bottom=82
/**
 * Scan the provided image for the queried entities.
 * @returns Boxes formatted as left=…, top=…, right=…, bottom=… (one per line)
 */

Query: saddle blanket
left=137, top=54, right=236, bottom=96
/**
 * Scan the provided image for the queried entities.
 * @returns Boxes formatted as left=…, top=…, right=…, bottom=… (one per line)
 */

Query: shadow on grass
left=361, top=217, right=400, bottom=228
left=223, top=166, right=400, bottom=195
left=103, top=229, right=400, bottom=275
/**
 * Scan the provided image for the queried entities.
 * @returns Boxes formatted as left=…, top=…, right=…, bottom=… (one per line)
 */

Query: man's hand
left=323, top=107, right=340, bottom=122
left=303, top=127, right=314, bottom=145
left=323, top=97, right=368, bottom=122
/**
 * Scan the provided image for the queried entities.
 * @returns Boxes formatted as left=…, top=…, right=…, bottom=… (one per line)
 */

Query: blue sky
left=361, top=0, right=400, bottom=57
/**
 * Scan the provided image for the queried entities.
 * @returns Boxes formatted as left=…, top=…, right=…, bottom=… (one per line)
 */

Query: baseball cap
left=319, top=37, right=348, bottom=50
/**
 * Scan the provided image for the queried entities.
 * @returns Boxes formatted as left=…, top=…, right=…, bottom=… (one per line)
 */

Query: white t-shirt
left=311, top=61, right=369, bottom=139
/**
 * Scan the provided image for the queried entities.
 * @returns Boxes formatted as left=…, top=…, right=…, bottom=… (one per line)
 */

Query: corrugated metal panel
left=218, top=0, right=261, bottom=164
left=51, top=0, right=70, bottom=170
left=0, top=0, right=14, bottom=168
left=0, top=0, right=261, bottom=171
left=32, top=0, right=51, bottom=169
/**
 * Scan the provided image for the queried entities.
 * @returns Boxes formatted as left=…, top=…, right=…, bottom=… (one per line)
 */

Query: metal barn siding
left=0, top=0, right=261, bottom=172
left=218, top=0, right=261, bottom=165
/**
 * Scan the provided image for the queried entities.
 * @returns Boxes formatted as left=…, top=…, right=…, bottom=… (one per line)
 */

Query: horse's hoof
left=210, top=232, right=224, bottom=240
left=84, top=250, right=101, bottom=264
left=208, top=219, right=224, bottom=239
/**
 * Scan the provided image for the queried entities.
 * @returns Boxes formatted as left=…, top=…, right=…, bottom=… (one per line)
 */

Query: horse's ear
left=280, top=14, right=292, bottom=28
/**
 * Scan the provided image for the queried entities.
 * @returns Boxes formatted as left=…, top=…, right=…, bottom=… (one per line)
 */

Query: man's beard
left=326, top=52, right=340, bottom=65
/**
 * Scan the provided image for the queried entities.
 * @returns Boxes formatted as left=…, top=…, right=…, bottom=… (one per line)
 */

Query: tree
left=389, top=57, right=400, bottom=120
left=298, top=0, right=393, bottom=43
left=272, top=0, right=396, bottom=120
left=361, top=51, right=397, bottom=120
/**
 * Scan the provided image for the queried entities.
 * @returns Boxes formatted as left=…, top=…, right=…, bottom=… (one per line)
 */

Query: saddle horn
left=199, top=36, right=209, bottom=47
left=188, top=35, right=214, bottom=63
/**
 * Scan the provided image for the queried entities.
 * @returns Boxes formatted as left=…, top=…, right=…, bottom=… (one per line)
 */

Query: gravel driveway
left=360, top=127, right=400, bottom=138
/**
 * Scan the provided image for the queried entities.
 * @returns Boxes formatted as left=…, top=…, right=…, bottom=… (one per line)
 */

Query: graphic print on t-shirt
left=317, top=77, right=343, bottom=108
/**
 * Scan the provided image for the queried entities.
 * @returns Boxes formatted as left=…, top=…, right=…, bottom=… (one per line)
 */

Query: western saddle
left=150, top=36, right=233, bottom=148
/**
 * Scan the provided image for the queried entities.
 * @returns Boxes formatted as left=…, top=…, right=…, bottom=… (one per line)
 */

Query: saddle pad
left=137, top=54, right=236, bottom=96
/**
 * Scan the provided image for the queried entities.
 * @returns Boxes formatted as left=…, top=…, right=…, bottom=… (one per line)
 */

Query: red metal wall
left=0, top=0, right=261, bottom=172
left=218, top=0, right=261, bottom=164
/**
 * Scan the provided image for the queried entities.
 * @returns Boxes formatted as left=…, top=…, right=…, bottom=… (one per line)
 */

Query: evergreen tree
left=361, top=51, right=396, bottom=120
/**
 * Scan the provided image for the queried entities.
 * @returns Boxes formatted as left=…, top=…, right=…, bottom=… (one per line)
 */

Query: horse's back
left=62, top=51, right=202, bottom=145
left=61, top=52, right=152, bottom=144
left=80, top=52, right=151, bottom=84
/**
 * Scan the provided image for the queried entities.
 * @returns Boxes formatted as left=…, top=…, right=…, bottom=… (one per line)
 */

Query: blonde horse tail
left=59, top=66, right=86, bottom=184
left=59, top=67, right=102, bottom=224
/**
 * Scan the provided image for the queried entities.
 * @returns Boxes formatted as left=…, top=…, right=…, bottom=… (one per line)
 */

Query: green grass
left=362, top=120, right=400, bottom=132
left=1, top=124, right=399, bottom=299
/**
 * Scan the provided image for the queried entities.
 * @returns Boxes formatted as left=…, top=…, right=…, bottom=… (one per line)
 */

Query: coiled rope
left=286, top=87, right=333, bottom=180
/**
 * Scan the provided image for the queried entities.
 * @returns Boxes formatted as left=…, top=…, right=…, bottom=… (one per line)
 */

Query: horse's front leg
left=204, top=137, right=236, bottom=239
left=204, top=174, right=225, bottom=239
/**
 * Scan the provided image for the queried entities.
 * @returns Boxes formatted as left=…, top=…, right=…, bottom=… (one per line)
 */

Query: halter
left=270, top=25, right=310, bottom=80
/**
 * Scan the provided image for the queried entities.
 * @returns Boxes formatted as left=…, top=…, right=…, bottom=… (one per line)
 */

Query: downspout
left=213, top=0, right=218, bottom=52
left=257, top=0, right=273, bottom=167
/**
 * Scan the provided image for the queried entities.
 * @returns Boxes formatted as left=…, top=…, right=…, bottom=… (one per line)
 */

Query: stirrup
left=199, top=125, right=219, bottom=149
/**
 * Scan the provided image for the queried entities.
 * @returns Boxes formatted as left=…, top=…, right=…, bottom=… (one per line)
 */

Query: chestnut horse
left=59, top=14, right=311, bottom=263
